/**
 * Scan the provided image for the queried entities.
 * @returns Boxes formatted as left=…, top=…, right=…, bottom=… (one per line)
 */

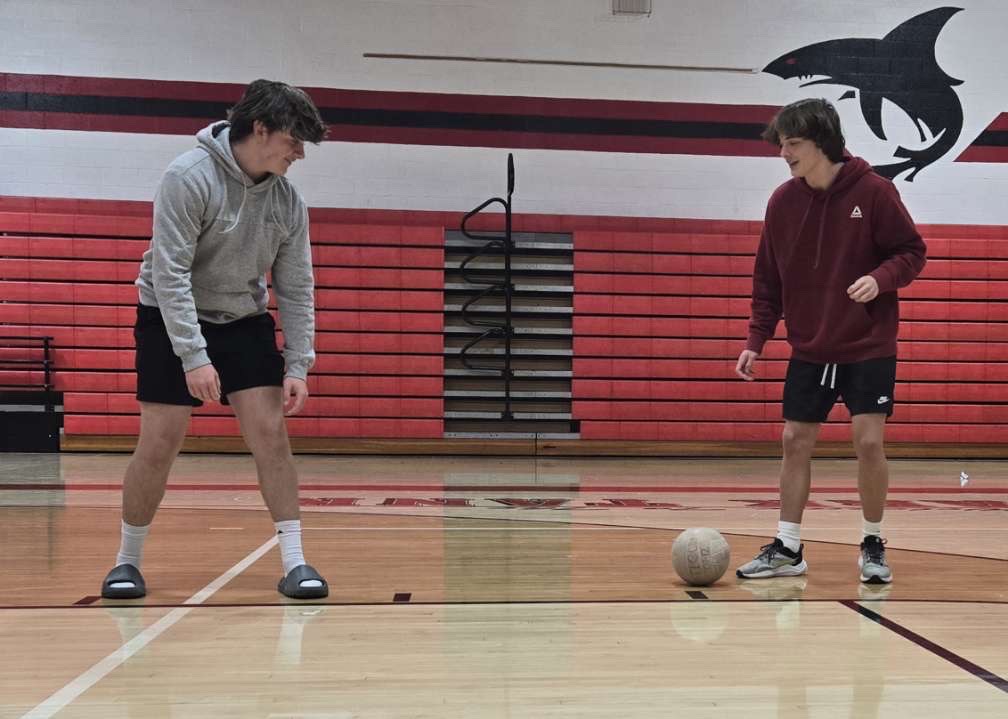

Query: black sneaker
left=736, top=538, right=807, bottom=579
left=859, top=535, right=892, bottom=584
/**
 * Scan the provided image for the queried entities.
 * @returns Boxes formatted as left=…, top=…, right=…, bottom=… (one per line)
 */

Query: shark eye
left=786, top=57, right=797, bottom=65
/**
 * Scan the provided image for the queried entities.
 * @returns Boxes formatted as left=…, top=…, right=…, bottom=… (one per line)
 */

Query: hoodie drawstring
left=223, top=180, right=284, bottom=234
left=812, top=194, right=831, bottom=270
left=223, top=181, right=248, bottom=233
left=794, top=196, right=814, bottom=259
left=201, top=122, right=285, bottom=234
left=268, top=184, right=282, bottom=227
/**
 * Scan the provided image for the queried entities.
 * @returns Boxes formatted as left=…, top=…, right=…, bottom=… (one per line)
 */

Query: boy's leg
left=228, top=386, right=299, bottom=522
left=737, top=359, right=835, bottom=579
left=852, top=412, right=892, bottom=583
left=103, top=303, right=196, bottom=599
left=102, top=402, right=191, bottom=599
left=736, top=419, right=818, bottom=579
left=844, top=357, right=896, bottom=584
left=852, top=413, right=888, bottom=524
left=229, top=385, right=328, bottom=599
left=779, top=419, right=821, bottom=524
left=122, top=402, right=192, bottom=526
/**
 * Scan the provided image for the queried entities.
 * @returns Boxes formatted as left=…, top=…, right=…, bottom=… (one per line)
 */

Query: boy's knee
left=854, top=433, right=885, bottom=457
left=781, top=424, right=817, bottom=454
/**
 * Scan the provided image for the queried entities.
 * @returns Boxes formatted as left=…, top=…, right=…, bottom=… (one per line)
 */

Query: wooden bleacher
left=0, top=196, right=1005, bottom=456
left=0, top=197, right=446, bottom=450
left=571, top=227, right=1008, bottom=452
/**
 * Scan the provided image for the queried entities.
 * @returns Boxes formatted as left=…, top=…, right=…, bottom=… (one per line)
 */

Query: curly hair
left=227, top=79, right=327, bottom=144
left=762, top=98, right=845, bottom=162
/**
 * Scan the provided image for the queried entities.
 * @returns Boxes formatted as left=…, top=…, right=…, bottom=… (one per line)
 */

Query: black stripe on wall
left=0, top=91, right=766, bottom=141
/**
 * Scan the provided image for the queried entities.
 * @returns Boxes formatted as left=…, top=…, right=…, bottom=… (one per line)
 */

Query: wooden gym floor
left=0, top=452, right=1006, bottom=717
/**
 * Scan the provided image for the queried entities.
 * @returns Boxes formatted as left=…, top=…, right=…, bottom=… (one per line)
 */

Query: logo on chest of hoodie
left=850, top=205, right=863, bottom=219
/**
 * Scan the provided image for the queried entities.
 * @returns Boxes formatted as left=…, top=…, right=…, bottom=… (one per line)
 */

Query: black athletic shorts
left=782, top=356, right=896, bottom=423
left=134, top=303, right=284, bottom=406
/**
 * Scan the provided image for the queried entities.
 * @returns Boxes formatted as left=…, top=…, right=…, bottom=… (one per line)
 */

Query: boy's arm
left=271, top=197, right=316, bottom=382
left=868, top=184, right=927, bottom=293
left=151, top=169, right=211, bottom=372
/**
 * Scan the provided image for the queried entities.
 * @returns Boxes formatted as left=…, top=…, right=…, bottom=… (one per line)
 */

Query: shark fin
left=882, top=7, right=964, bottom=85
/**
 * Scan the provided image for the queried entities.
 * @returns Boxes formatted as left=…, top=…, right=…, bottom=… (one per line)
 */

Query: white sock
left=275, top=519, right=322, bottom=588
left=863, top=518, right=882, bottom=540
left=276, top=520, right=306, bottom=573
left=776, top=521, right=802, bottom=553
left=115, top=520, right=150, bottom=569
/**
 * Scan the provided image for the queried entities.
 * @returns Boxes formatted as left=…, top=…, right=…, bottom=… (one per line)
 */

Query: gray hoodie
left=136, top=121, right=315, bottom=380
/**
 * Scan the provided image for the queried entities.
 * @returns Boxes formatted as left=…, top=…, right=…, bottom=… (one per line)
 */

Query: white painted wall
left=1, top=0, right=1006, bottom=223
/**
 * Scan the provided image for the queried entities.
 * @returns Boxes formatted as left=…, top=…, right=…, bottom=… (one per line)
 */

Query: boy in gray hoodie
left=101, top=80, right=329, bottom=600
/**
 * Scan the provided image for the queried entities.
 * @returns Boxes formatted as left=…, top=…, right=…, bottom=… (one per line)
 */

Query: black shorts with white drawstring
left=134, top=303, right=284, bottom=407
left=782, top=356, right=896, bottom=423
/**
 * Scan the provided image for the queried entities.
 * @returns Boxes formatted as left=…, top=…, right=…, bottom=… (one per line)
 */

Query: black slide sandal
left=101, top=563, right=147, bottom=599
left=278, top=564, right=328, bottom=599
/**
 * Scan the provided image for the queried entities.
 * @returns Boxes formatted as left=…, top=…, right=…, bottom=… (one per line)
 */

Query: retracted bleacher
left=572, top=224, right=1008, bottom=452
left=0, top=198, right=443, bottom=451
left=1, top=197, right=1005, bottom=456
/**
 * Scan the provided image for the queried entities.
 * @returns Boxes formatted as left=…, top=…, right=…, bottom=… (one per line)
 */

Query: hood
left=196, top=121, right=279, bottom=194
left=792, top=155, right=874, bottom=199
left=196, top=121, right=281, bottom=232
left=789, top=155, right=874, bottom=269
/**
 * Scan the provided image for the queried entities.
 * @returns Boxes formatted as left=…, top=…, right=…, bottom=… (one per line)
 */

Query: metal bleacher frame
left=0, top=335, right=63, bottom=452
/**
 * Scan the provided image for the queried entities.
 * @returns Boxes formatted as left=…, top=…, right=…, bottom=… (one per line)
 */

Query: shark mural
left=763, top=7, right=964, bottom=181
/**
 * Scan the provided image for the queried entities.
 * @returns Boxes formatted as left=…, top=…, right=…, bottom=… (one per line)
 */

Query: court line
left=19, top=535, right=278, bottom=719
left=347, top=510, right=1008, bottom=560
left=841, top=600, right=1008, bottom=694
left=4, top=597, right=1008, bottom=613
left=3, top=482, right=1007, bottom=494
left=304, top=526, right=636, bottom=530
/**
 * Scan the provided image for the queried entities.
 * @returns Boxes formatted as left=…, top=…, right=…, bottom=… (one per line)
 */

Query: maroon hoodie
left=746, top=156, right=926, bottom=364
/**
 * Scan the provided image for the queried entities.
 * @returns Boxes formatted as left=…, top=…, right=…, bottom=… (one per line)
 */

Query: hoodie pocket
left=782, top=293, right=820, bottom=345
left=830, top=301, right=876, bottom=348
left=784, top=286, right=874, bottom=349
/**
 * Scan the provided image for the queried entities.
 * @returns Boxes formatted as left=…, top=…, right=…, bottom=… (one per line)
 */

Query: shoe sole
left=101, top=586, right=146, bottom=599
left=736, top=560, right=808, bottom=579
left=278, top=587, right=329, bottom=599
left=858, top=556, right=892, bottom=584
left=860, top=574, right=892, bottom=584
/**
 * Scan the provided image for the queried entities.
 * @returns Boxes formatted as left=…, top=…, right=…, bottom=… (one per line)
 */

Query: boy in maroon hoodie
left=734, top=98, right=926, bottom=584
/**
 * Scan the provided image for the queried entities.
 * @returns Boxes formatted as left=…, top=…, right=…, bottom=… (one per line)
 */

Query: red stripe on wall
left=0, top=110, right=207, bottom=136
left=0, top=72, right=779, bottom=156
left=977, top=113, right=1008, bottom=133
left=8, top=73, right=1008, bottom=165
left=2, top=73, right=243, bottom=102
left=2, top=72, right=778, bottom=123
left=956, top=146, right=1008, bottom=163
left=1, top=108, right=775, bottom=156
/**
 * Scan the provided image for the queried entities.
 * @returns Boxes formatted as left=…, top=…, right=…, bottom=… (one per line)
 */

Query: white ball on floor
left=672, top=527, right=731, bottom=586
